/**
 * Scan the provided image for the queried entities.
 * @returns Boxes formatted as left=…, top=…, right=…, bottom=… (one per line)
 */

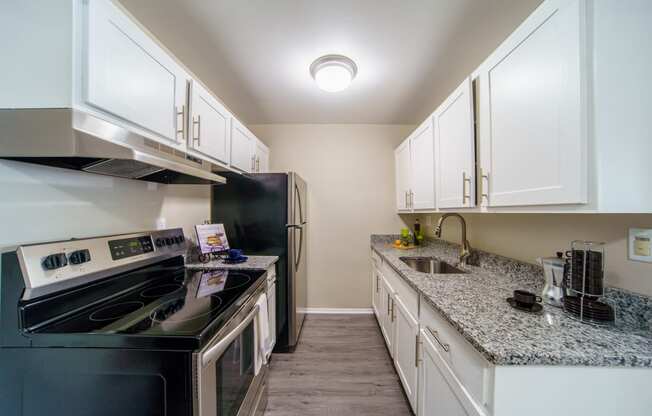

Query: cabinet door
left=410, top=119, right=436, bottom=210
left=230, top=119, right=255, bottom=172
left=189, top=81, right=231, bottom=164
left=84, top=0, right=184, bottom=145
left=395, top=139, right=412, bottom=212
left=371, top=262, right=380, bottom=318
left=435, top=77, right=476, bottom=209
left=393, top=295, right=419, bottom=412
left=379, top=276, right=395, bottom=358
left=267, top=280, right=276, bottom=351
left=418, top=329, right=485, bottom=416
left=255, top=140, right=270, bottom=173
left=483, top=0, right=586, bottom=207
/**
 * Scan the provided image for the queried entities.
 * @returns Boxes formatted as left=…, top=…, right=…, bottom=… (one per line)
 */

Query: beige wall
left=250, top=124, right=414, bottom=309
left=0, top=160, right=210, bottom=251
left=401, top=213, right=652, bottom=296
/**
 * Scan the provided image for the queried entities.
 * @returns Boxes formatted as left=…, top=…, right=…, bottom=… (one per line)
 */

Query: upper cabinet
left=230, top=118, right=256, bottom=173
left=83, top=0, right=187, bottom=148
left=254, top=139, right=270, bottom=173
left=395, top=139, right=412, bottom=212
left=188, top=80, right=231, bottom=165
left=396, top=0, right=651, bottom=213
left=479, top=0, right=586, bottom=207
left=395, top=119, right=436, bottom=212
left=434, top=78, right=476, bottom=210
left=1, top=0, right=271, bottom=176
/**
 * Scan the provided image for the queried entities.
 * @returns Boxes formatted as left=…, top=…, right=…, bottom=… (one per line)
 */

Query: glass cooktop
left=38, top=266, right=265, bottom=337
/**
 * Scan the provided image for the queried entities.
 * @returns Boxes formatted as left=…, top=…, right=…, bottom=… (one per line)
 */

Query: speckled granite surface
left=371, top=235, right=652, bottom=367
left=185, top=255, right=278, bottom=271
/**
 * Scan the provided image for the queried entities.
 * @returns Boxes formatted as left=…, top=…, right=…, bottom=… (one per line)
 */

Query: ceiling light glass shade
left=310, top=55, right=357, bottom=92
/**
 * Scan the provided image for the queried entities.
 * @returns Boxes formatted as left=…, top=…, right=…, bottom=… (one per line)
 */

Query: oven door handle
left=201, top=304, right=260, bottom=367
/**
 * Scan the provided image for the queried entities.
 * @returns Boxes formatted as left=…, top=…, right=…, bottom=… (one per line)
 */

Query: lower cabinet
left=418, top=327, right=486, bottom=416
left=266, top=266, right=277, bottom=353
left=379, top=274, right=396, bottom=358
left=372, top=251, right=652, bottom=416
left=393, top=294, right=419, bottom=410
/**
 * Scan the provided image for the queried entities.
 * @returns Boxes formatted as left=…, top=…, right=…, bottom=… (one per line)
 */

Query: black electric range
left=28, top=260, right=265, bottom=350
left=1, top=228, right=269, bottom=416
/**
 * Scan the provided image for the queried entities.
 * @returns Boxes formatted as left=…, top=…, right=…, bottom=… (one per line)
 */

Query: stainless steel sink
left=399, top=257, right=467, bottom=274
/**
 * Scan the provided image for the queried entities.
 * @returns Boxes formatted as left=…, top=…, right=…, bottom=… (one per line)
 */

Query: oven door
left=193, top=285, right=267, bottom=416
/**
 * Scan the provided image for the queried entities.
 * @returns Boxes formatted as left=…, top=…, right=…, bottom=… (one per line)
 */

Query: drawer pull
left=427, top=327, right=450, bottom=352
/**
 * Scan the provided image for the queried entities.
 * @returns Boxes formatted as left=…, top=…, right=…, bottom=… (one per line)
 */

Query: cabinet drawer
left=380, top=263, right=418, bottom=320
left=420, top=298, right=493, bottom=410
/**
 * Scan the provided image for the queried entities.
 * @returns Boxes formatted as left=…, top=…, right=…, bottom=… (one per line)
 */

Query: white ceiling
left=119, top=0, right=542, bottom=124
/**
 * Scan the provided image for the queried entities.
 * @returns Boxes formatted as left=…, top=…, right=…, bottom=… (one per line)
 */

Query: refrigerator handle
left=285, top=224, right=303, bottom=229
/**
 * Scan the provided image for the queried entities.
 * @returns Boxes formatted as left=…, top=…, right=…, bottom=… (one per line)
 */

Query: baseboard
left=303, top=307, right=374, bottom=315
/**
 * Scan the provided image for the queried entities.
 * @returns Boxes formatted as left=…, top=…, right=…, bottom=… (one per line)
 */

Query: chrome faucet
left=434, top=213, right=472, bottom=265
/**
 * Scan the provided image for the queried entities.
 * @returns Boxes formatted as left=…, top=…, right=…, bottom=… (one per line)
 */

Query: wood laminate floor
left=264, top=314, right=413, bottom=416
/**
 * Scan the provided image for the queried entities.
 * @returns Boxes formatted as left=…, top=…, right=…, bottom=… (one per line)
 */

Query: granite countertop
left=371, top=235, right=652, bottom=368
left=185, top=255, right=279, bottom=271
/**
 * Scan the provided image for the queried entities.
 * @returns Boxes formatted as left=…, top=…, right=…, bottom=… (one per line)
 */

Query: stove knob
left=165, top=237, right=173, bottom=246
left=174, top=236, right=182, bottom=244
left=155, top=238, right=164, bottom=247
left=42, top=253, right=68, bottom=270
left=69, top=249, right=91, bottom=265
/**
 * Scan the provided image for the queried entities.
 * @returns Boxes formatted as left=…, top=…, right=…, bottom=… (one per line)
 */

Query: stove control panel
left=108, top=236, right=154, bottom=260
left=16, top=228, right=186, bottom=300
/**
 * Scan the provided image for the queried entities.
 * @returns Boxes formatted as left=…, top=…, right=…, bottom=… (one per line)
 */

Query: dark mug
left=513, top=290, right=542, bottom=308
left=228, top=249, right=244, bottom=260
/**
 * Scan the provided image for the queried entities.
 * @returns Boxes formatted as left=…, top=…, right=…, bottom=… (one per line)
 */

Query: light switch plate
left=629, top=228, right=652, bottom=263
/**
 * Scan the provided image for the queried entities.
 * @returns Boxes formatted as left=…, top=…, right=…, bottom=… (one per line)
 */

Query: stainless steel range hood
left=0, top=109, right=227, bottom=185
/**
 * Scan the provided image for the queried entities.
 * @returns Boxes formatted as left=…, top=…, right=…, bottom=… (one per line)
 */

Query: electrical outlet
left=629, top=228, right=652, bottom=263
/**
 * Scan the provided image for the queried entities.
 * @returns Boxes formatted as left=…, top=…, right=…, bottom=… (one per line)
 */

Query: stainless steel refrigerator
left=211, top=172, right=307, bottom=352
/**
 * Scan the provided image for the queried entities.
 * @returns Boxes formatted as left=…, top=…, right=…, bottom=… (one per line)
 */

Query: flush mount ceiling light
left=310, top=55, right=358, bottom=92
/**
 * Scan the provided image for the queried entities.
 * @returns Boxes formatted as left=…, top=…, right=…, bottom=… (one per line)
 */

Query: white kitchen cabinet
left=394, top=118, right=436, bottom=213
left=254, top=139, right=270, bottom=173
left=480, top=0, right=586, bottom=207
left=395, top=139, right=412, bottom=212
left=82, top=0, right=187, bottom=148
left=410, top=119, right=436, bottom=210
left=434, top=77, right=476, bottom=209
left=393, top=295, right=419, bottom=412
left=230, top=118, right=256, bottom=173
left=371, top=252, right=382, bottom=317
left=266, top=265, right=277, bottom=353
left=419, top=328, right=484, bottom=416
left=379, top=274, right=395, bottom=358
left=188, top=81, right=231, bottom=164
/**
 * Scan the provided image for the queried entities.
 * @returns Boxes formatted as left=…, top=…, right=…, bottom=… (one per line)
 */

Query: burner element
left=140, top=283, right=183, bottom=298
left=89, top=301, right=145, bottom=322
left=220, top=274, right=251, bottom=291
left=150, top=297, right=223, bottom=323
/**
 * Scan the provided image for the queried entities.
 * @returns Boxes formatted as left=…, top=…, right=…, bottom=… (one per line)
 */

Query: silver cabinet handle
left=251, top=155, right=256, bottom=171
left=192, top=115, right=201, bottom=147
left=415, top=334, right=420, bottom=367
left=426, top=327, right=450, bottom=352
left=387, top=293, right=390, bottom=316
left=256, top=157, right=260, bottom=172
left=175, top=105, right=186, bottom=141
left=201, top=304, right=259, bottom=366
left=462, top=172, right=471, bottom=205
left=480, top=168, right=489, bottom=202
left=391, top=298, right=395, bottom=322
left=410, top=190, right=414, bottom=208
left=376, top=274, right=379, bottom=293
left=405, top=191, right=409, bottom=209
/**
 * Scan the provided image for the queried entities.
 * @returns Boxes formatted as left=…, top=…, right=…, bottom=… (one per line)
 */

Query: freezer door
left=287, top=172, right=307, bottom=348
